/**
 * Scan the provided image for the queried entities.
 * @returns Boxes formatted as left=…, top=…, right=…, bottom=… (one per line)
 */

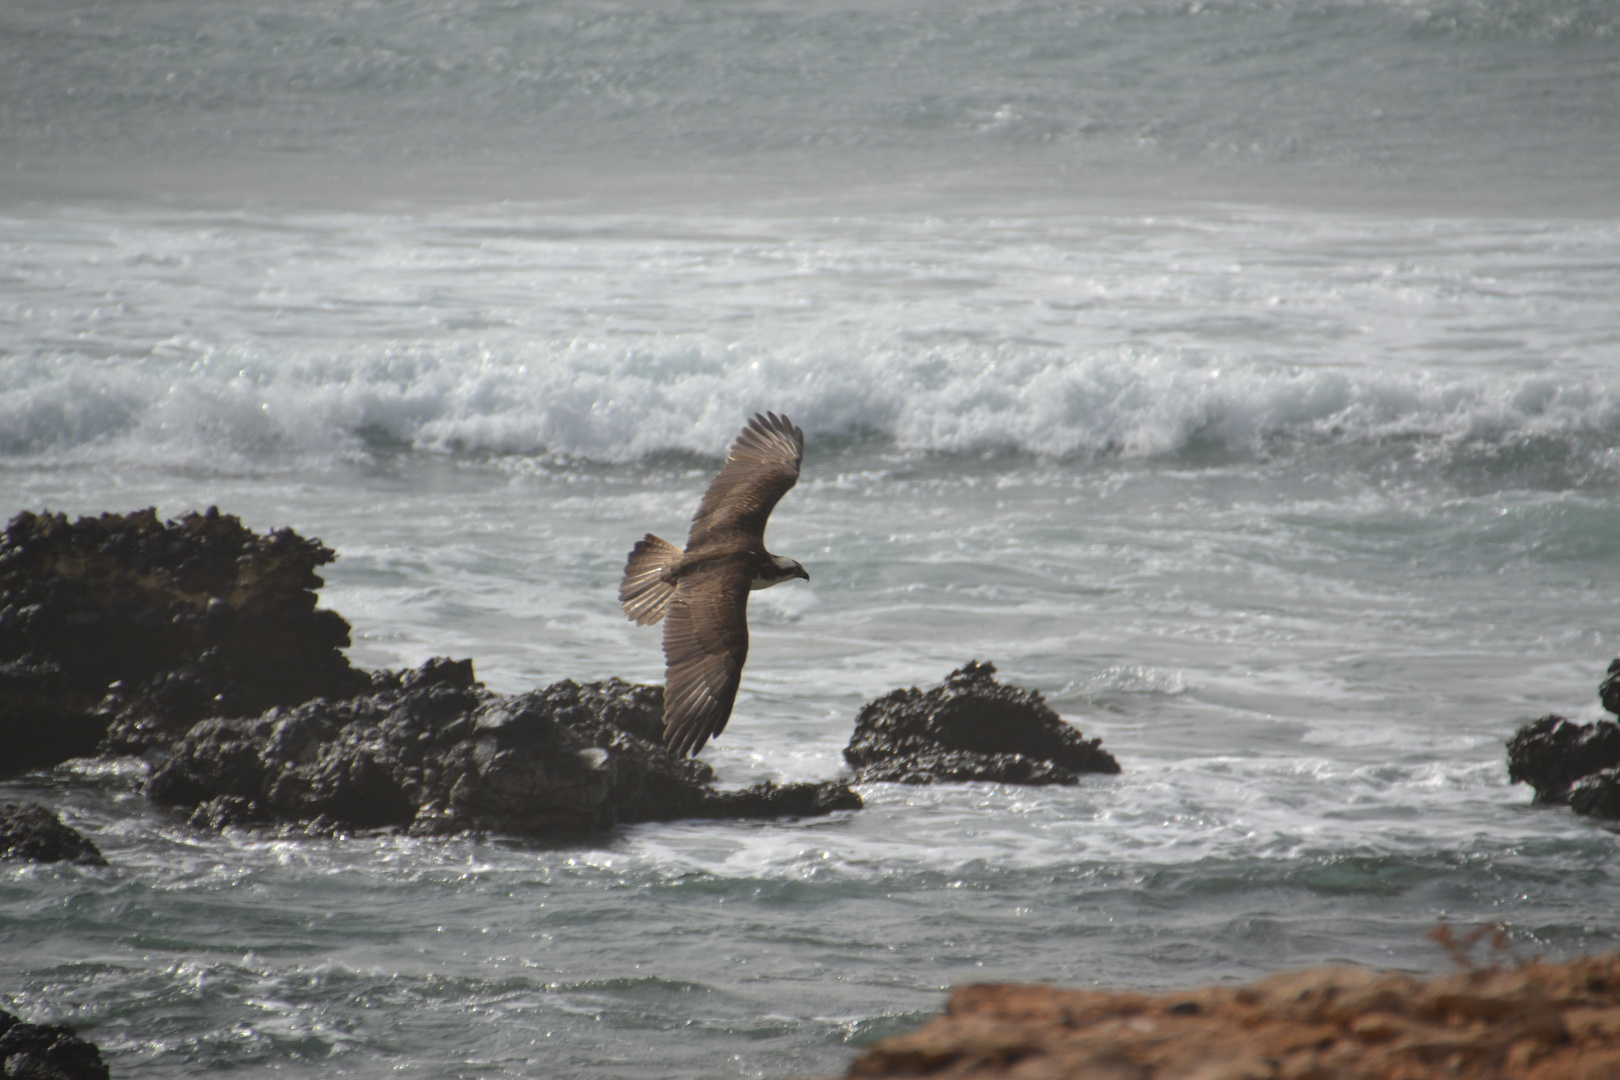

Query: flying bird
left=619, top=412, right=810, bottom=757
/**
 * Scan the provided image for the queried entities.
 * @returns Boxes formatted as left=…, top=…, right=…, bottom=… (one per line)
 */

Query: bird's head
left=759, top=554, right=810, bottom=588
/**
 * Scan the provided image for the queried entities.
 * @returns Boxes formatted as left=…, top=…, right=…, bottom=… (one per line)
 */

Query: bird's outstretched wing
left=660, top=564, right=751, bottom=757
left=685, top=412, right=803, bottom=548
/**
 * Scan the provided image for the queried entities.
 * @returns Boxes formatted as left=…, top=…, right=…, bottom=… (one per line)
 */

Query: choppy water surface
left=6, top=277, right=1620, bottom=1074
left=5, top=0, right=1620, bottom=1075
left=4, top=0, right=1619, bottom=209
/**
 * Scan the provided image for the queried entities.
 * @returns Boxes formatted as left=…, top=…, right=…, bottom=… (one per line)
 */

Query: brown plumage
left=619, top=412, right=810, bottom=757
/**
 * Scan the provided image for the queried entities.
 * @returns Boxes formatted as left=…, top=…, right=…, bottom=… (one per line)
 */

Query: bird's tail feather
left=620, top=534, right=682, bottom=625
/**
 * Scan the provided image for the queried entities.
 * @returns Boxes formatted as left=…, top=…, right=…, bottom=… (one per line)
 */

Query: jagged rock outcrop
left=844, top=954, right=1620, bottom=1080
left=0, top=1009, right=109, bottom=1080
left=149, top=657, right=861, bottom=836
left=2, top=506, right=861, bottom=836
left=844, top=661, right=1119, bottom=784
left=1506, top=714, right=1620, bottom=806
left=0, top=804, right=106, bottom=866
left=1506, top=659, right=1620, bottom=819
left=1602, top=659, right=1620, bottom=719
left=0, top=507, right=369, bottom=774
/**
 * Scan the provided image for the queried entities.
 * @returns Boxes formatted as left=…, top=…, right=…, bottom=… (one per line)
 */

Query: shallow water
left=5, top=0, right=1620, bottom=1075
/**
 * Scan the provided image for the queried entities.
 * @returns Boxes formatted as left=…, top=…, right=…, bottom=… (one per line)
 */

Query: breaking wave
left=3, top=339, right=1619, bottom=472
left=4, top=203, right=1617, bottom=477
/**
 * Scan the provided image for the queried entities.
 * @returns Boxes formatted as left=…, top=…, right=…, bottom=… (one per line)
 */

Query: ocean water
left=4, top=0, right=1620, bottom=1076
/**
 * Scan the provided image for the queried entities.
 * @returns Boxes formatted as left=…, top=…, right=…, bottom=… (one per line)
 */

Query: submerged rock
left=149, top=657, right=861, bottom=837
left=1506, top=714, right=1620, bottom=805
left=0, top=804, right=107, bottom=867
left=845, top=953, right=1620, bottom=1080
left=0, top=1009, right=109, bottom=1080
left=691, top=779, right=862, bottom=820
left=844, top=661, right=1119, bottom=784
left=0, top=507, right=369, bottom=774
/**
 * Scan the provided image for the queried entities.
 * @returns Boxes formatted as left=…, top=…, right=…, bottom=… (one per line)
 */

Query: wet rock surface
left=1506, top=714, right=1620, bottom=806
left=2, top=506, right=860, bottom=837
left=1570, top=769, right=1620, bottom=822
left=149, top=657, right=861, bottom=836
left=0, top=508, right=368, bottom=774
left=1506, top=659, right=1620, bottom=819
left=0, top=1009, right=109, bottom=1080
left=844, top=954, right=1620, bottom=1080
left=844, top=661, right=1119, bottom=784
left=0, top=804, right=106, bottom=867
left=1602, top=659, right=1620, bottom=719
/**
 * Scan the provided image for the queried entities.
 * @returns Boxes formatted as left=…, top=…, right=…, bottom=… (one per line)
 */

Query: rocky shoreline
left=1, top=508, right=1128, bottom=844
left=0, top=507, right=1128, bottom=1075
left=829, top=668, right=1620, bottom=1079
left=0, top=509, right=884, bottom=836
left=11, top=505, right=1620, bottom=1077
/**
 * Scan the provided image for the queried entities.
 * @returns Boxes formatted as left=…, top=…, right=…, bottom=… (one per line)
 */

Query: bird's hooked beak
left=794, top=563, right=810, bottom=582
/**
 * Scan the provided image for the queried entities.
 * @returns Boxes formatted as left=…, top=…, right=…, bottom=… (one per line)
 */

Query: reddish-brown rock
left=845, top=954, right=1620, bottom=1080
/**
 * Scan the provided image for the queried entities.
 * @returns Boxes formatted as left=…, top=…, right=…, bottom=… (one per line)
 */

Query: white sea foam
left=6, top=2, right=1620, bottom=1077
left=1054, top=665, right=1189, bottom=702
left=3, top=209, right=1618, bottom=473
left=5, top=339, right=1617, bottom=471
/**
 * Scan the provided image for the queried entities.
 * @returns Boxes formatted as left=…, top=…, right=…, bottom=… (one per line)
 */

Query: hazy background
left=4, top=0, right=1618, bottom=213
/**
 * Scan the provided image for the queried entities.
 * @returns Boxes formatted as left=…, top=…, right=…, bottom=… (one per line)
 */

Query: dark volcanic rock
left=1506, top=713, right=1620, bottom=805
left=694, top=780, right=864, bottom=819
left=844, top=661, right=1120, bottom=784
left=0, top=507, right=370, bottom=774
left=1602, top=658, right=1620, bottom=718
left=5, top=506, right=860, bottom=835
left=1570, top=768, right=1620, bottom=821
left=0, top=658, right=107, bottom=779
left=0, top=804, right=107, bottom=866
left=149, top=658, right=862, bottom=837
left=0, top=1009, right=109, bottom=1080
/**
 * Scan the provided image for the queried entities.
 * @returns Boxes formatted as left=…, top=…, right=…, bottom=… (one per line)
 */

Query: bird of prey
left=619, top=412, right=810, bottom=757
